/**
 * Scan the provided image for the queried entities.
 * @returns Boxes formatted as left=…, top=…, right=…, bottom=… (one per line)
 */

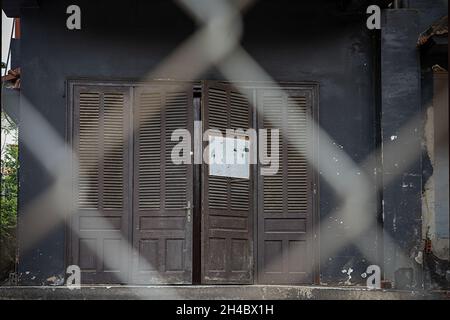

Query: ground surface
left=0, top=285, right=449, bottom=300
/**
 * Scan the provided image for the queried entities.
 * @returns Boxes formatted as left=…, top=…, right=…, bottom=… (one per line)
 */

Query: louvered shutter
left=72, top=85, right=131, bottom=284
left=257, top=88, right=315, bottom=284
left=202, top=82, right=254, bottom=284
left=132, top=84, right=193, bottom=284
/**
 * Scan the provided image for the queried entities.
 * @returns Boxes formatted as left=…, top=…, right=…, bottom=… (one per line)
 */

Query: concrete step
left=0, top=285, right=448, bottom=300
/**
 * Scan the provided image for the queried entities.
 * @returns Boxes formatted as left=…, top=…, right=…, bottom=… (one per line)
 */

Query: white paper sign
left=209, top=135, right=250, bottom=179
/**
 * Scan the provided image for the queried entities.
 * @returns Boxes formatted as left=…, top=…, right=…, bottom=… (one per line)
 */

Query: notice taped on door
left=208, top=135, right=250, bottom=179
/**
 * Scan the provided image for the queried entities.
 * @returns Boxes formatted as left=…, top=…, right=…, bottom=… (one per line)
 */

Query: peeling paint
left=423, top=106, right=449, bottom=261
left=341, top=268, right=354, bottom=285
left=46, top=275, right=65, bottom=286
left=415, top=252, right=423, bottom=265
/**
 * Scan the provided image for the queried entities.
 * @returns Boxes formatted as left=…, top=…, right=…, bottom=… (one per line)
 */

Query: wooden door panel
left=132, top=84, right=194, bottom=284
left=257, top=87, right=315, bottom=284
left=202, top=82, right=254, bottom=284
left=72, top=86, right=132, bottom=284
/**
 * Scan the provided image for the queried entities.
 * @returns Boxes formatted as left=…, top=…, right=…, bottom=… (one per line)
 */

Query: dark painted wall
left=381, top=9, right=423, bottom=289
left=410, top=0, right=448, bottom=32
left=18, top=0, right=381, bottom=285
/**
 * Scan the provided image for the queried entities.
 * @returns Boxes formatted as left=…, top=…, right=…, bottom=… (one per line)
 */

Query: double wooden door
left=69, top=80, right=315, bottom=285
left=70, top=83, right=196, bottom=284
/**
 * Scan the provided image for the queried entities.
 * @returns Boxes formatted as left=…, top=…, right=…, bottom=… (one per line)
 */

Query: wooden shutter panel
left=78, top=92, right=100, bottom=210
left=132, top=84, right=193, bottom=284
left=202, top=82, right=254, bottom=284
left=257, top=88, right=315, bottom=284
left=103, top=93, right=126, bottom=210
left=72, top=85, right=131, bottom=284
left=137, top=92, right=162, bottom=210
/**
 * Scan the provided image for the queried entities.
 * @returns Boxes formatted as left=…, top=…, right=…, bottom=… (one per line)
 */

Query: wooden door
left=201, top=82, right=254, bottom=284
left=257, top=87, right=315, bottom=284
left=131, top=84, right=194, bottom=284
left=71, top=85, right=132, bottom=284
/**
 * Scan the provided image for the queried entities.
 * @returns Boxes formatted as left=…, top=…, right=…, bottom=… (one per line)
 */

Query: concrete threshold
left=0, top=285, right=449, bottom=300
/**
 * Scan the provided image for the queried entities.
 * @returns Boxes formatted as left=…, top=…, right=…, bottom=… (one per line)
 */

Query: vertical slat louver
left=165, top=92, right=188, bottom=210
left=230, top=92, right=249, bottom=130
left=138, top=92, right=162, bottom=210
left=229, top=91, right=250, bottom=212
left=287, top=96, right=308, bottom=214
left=230, top=179, right=249, bottom=211
left=208, top=176, right=228, bottom=209
left=78, top=92, right=100, bottom=209
left=207, top=87, right=229, bottom=210
left=103, top=93, right=125, bottom=210
left=263, top=93, right=284, bottom=214
left=208, top=88, right=228, bottom=133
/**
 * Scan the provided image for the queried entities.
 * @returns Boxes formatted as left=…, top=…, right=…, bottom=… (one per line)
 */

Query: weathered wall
left=381, top=9, right=423, bottom=289
left=380, top=0, right=448, bottom=289
left=17, top=0, right=381, bottom=285
left=409, top=0, right=448, bottom=32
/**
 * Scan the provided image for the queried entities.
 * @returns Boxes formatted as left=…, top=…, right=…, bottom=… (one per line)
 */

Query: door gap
left=192, top=87, right=202, bottom=284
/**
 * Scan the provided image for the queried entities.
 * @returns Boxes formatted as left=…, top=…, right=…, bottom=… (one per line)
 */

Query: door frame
left=66, top=79, right=320, bottom=285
